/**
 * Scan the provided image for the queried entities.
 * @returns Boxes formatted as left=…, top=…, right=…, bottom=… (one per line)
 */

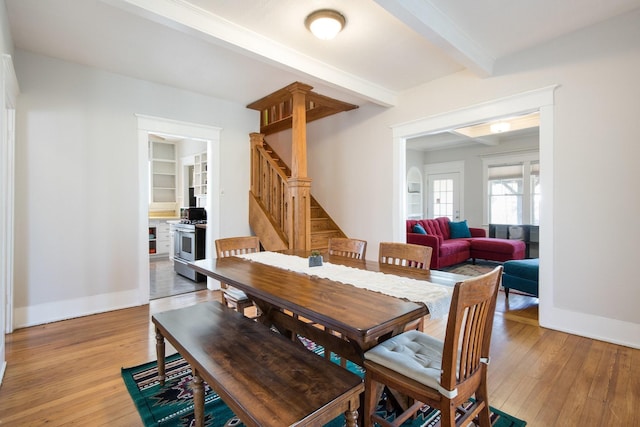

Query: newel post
left=287, top=177, right=312, bottom=250
left=287, top=83, right=312, bottom=251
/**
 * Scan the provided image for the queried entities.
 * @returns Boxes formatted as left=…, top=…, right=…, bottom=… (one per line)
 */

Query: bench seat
left=152, top=301, right=364, bottom=427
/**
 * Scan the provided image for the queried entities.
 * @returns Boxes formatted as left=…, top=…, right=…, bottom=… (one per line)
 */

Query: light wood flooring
left=0, top=290, right=638, bottom=426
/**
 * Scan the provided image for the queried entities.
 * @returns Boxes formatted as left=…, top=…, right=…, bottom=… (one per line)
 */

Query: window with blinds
left=487, top=157, right=539, bottom=225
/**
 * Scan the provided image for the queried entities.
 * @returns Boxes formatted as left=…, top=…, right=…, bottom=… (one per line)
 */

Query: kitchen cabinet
left=149, top=219, right=171, bottom=257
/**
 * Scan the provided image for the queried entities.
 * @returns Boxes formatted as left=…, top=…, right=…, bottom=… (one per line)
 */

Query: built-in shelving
left=150, top=140, right=176, bottom=211
left=193, top=151, right=207, bottom=197
left=407, top=167, right=423, bottom=219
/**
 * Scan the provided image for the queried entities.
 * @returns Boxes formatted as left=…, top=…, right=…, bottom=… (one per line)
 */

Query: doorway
left=137, top=115, right=222, bottom=304
left=427, top=172, right=461, bottom=221
left=391, top=86, right=557, bottom=326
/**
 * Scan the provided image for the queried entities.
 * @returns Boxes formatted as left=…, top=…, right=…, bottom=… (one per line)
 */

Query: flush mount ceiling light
left=490, top=122, right=511, bottom=133
left=305, top=9, right=345, bottom=40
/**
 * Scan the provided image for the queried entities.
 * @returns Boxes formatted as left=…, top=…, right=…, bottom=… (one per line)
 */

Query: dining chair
left=362, top=266, right=503, bottom=427
left=378, top=242, right=432, bottom=270
left=328, top=237, right=367, bottom=259
left=214, top=236, right=261, bottom=317
left=378, top=242, right=433, bottom=331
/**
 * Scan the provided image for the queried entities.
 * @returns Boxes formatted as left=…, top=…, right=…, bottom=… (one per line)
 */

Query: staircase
left=248, top=134, right=346, bottom=252
left=246, top=82, right=357, bottom=252
left=309, top=197, right=344, bottom=252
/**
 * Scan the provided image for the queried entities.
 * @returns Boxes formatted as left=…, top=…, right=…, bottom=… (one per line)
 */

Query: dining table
left=189, top=250, right=469, bottom=366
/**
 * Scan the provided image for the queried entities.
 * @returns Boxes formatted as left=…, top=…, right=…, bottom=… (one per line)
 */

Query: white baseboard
left=13, top=289, right=144, bottom=329
left=540, top=305, right=640, bottom=349
left=0, top=361, right=6, bottom=386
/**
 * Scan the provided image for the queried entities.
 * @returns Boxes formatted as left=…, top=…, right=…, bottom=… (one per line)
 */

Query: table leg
left=345, top=408, right=359, bottom=427
left=155, top=327, right=166, bottom=385
left=191, top=367, right=205, bottom=427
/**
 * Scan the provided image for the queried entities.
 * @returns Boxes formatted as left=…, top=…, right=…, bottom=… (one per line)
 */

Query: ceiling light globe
left=490, top=122, right=511, bottom=133
left=306, top=10, right=345, bottom=40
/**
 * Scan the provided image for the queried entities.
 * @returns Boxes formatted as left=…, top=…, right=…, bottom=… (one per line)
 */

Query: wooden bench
left=152, top=301, right=364, bottom=427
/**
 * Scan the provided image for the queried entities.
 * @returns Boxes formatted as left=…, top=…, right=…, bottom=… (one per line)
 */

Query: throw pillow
left=449, top=220, right=471, bottom=238
left=412, top=223, right=427, bottom=235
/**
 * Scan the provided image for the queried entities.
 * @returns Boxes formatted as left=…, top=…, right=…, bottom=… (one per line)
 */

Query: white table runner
left=237, top=251, right=453, bottom=319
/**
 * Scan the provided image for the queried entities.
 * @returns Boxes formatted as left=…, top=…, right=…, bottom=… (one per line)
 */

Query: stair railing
left=250, top=133, right=291, bottom=245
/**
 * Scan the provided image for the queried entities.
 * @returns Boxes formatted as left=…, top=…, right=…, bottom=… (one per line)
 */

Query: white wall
left=13, top=50, right=257, bottom=327
left=305, top=10, right=640, bottom=348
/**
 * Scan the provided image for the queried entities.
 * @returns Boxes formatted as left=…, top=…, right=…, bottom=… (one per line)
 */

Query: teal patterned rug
left=122, top=342, right=526, bottom=427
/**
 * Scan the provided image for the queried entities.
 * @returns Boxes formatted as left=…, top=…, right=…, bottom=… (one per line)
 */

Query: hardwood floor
left=0, top=290, right=638, bottom=426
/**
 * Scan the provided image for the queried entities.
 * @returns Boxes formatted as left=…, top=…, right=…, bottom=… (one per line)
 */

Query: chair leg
left=475, top=380, right=492, bottom=427
left=440, top=399, right=457, bottom=427
left=364, top=375, right=384, bottom=427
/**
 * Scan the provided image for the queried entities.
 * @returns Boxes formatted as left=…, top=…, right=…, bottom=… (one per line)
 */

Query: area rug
left=122, top=342, right=526, bottom=427
left=441, top=260, right=502, bottom=276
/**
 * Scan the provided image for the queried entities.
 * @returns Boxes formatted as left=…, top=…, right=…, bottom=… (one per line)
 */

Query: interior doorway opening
left=392, top=86, right=557, bottom=327
left=137, top=115, right=222, bottom=305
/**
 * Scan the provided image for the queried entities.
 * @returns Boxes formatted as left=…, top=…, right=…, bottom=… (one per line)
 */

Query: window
left=484, top=154, right=539, bottom=225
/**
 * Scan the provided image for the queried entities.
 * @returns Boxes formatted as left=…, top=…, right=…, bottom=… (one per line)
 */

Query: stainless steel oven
left=173, top=222, right=206, bottom=282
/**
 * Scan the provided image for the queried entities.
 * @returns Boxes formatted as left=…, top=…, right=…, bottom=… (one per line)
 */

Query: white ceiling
left=5, top=0, right=640, bottom=109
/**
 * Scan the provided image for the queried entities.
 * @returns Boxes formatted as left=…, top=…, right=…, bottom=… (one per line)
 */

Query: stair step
left=311, top=230, right=343, bottom=249
left=311, top=218, right=335, bottom=232
left=310, top=206, right=323, bottom=218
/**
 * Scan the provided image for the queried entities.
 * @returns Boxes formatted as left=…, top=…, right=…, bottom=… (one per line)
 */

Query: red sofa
left=406, top=217, right=525, bottom=269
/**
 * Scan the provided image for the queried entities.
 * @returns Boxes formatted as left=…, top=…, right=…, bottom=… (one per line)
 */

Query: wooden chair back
left=328, top=237, right=367, bottom=260
left=215, top=236, right=260, bottom=258
left=378, top=242, right=432, bottom=270
left=214, top=236, right=261, bottom=317
left=441, top=266, right=502, bottom=395
left=363, top=266, right=503, bottom=426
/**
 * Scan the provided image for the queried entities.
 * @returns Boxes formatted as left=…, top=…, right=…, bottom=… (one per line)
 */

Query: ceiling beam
left=103, top=0, right=398, bottom=106
left=374, top=0, right=494, bottom=77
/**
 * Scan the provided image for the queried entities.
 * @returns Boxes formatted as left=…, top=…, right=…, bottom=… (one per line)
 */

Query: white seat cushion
left=224, top=286, right=249, bottom=301
left=365, top=330, right=444, bottom=392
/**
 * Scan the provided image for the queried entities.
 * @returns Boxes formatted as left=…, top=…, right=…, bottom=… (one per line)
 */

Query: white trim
left=391, top=85, right=557, bottom=139
left=136, top=115, right=222, bottom=299
left=1, top=54, right=18, bottom=385
left=0, top=361, right=6, bottom=386
left=107, top=0, right=397, bottom=106
left=424, top=161, right=465, bottom=220
left=13, top=290, right=141, bottom=329
left=374, top=0, right=493, bottom=77
left=392, top=85, right=558, bottom=329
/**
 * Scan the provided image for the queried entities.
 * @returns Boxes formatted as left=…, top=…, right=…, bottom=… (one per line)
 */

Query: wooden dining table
left=189, top=251, right=469, bottom=365
left=189, top=251, right=466, bottom=364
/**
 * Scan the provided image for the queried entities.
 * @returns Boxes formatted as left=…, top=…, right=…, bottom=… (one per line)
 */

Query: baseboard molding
left=0, top=361, right=6, bottom=386
left=540, top=305, right=640, bottom=350
left=13, top=289, right=144, bottom=329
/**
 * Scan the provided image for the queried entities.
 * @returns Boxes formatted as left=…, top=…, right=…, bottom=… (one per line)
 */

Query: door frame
left=391, top=85, right=557, bottom=326
left=424, top=161, right=464, bottom=220
left=1, top=55, right=19, bottom=384
left=136, top=115, right=222, bottom=303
